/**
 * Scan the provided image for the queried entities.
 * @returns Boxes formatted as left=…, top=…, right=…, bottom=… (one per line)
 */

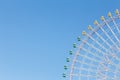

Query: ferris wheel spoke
left=103, top=19, right=120, bottom=44
left=79, top=36, right=118, bottom=64
left=110, top=48, right=120, bottom=64
left=77, top=54, right=100, bottom=64
left=100, top=54, right=120, bottom=71
left=82, top=39, right=103, bottom=54
left=83, top=39, right=120, bottom=72
left=97, top=23, right=120, bottom=51
left=75, top=60, right=98, bottom=68
left=81, top=47, right=101, bottom=61
left=73, top=66, right=98, bottom=73
left=111, top=15, right=120, bottom=33
left=97, top=69, right=120, bottom=80
left=85, top=32, right=113, bottom=55
left=91, top=28, right=111, bottom=47
left=81, top=41, right=115, bottom=66
left=71, top=73, right=97, bottom=78
left=82, top=39, right=112, bottom=60
left=97, top=73, right=108, bottom=80
left=91, top=25, right=120, bottom=59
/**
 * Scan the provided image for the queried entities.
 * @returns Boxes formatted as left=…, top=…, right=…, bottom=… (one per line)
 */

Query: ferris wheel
left=63, top=9, right=120, bottom=80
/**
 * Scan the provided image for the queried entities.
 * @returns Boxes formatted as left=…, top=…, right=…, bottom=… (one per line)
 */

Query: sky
left=0, top=0, right=120, bottom=80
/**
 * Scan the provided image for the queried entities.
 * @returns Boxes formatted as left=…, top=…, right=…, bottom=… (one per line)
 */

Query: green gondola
left=69, top=50, right=73, bottom=55
left=77, top=37, right=81, bottom=41
left=73, top=43, right=76, bottom=48
left=64, top=65, right=68, bottom=70
left=66, top=57, right=70, bottom=62
left=62, top=73, right=66, bottom=78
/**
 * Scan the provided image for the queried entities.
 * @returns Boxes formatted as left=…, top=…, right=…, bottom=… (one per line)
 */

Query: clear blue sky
left=0, top=0, right=120, bottom=80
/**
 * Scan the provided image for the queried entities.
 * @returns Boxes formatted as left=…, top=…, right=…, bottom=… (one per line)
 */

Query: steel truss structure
left=63, top=9, right=120, bottom=80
